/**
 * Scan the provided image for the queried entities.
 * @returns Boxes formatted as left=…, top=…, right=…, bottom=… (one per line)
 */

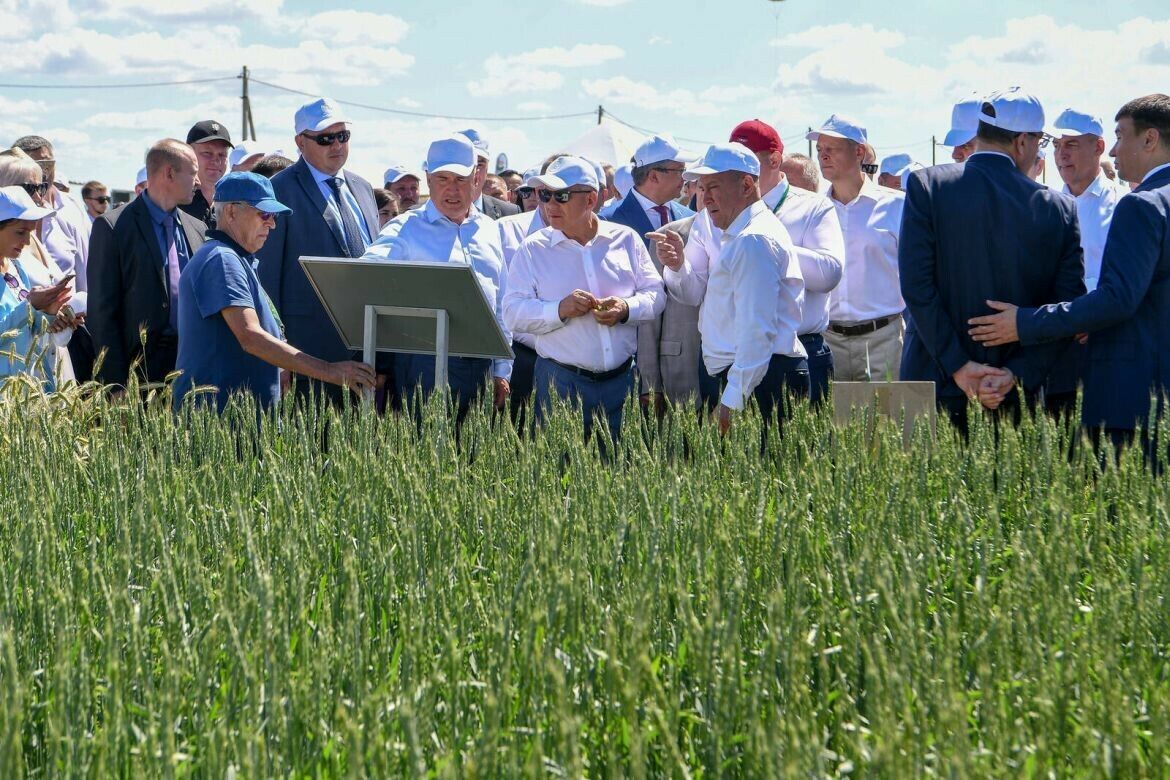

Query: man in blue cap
left=174, top=172, right=375, bottom=413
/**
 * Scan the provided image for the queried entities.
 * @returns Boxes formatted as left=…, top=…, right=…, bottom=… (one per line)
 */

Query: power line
left=603, top=109, right=807, bottom=148
left=0, top=76, right=237, bottom=89
left=248, top=77, right=596, bottom=123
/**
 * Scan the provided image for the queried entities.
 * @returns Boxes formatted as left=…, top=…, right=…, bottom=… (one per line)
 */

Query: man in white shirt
left=599, top=134, right=694, bottom=245
left=659, top=144, right=808, bottom=438
left=504, top=156, right=664, bottom=442
left=668, top=119, right=843, bottom=406
left=363, top=135, right=511, bottom=423
left=942, top=94, right=982, bottom=163
left=809, top=114, right=906, bottom=382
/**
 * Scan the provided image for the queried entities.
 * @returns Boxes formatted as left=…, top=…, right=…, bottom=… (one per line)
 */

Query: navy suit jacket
left=256, top=158, right=379, bottom=362
left=898, top=153, right=1086, bottom=397
left=599, top=191, right=693, bottom=248
left=1017, top=165, right=1170, bottom=430
left=87, top=196, right=207, bottom=386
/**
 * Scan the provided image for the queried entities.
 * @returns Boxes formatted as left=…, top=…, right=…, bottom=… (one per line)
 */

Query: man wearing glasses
left=81, top=181, right=110, bottom=223
left=899, top=87, right=1086, bottom=433
left=256, top=97, right=380, bottom=406
left=599, top=134, right=694, bottom=248
left=504, top=156, right=664, bottom=442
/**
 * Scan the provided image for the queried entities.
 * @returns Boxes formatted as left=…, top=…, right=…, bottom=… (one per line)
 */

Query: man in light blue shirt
left=363, top=134, right=512, bottom=422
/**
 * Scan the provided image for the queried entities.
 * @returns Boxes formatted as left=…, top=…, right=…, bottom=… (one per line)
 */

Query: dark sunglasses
left=303, top=130, right=351, bottom=146
left=21, top=182, right=50, bottom=197
left=861, top=163, right=879, bottom=175
left=4, top=273, right=29, bottom=301
left=538, top=189, right=591, bottom=204
left=516, top=187, right=536, bottom=199
left=85, top=195, right=111, bottom=204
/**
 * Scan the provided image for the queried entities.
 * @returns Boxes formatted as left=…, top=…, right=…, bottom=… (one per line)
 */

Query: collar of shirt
left=1062, top=171, right=1112, bottom=200
left=762, top=178, right=790, bottom=211
left=422, top=198, right=484, bottom=229
left=968, top=150, right=1016, bottom=164
left=473, top=195, right=484, bottom=212
left=829, top=174, right=886, bottom=207
left=205, top=228, right=253, bottom=260
left=547, top=218, right=622, bottom=248
left=306, top=161, right=347, bottom=188
left=630, top=187, right=661, bottom=215
left=1141, top=161, right=1170, bottom=184
left=141, top=190, right=177, bottom=226
left=720, top=199, right=770, bottom=243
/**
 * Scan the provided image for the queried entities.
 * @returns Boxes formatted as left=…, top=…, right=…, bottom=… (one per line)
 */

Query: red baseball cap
left=729, top=119, right=783, bottom=156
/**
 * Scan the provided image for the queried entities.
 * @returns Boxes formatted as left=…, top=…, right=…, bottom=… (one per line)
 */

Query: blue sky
left=2, top=0, right=1167, bottom=189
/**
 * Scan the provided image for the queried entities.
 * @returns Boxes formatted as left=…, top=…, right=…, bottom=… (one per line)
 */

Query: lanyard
left=770, top=183, right=791, bottom=216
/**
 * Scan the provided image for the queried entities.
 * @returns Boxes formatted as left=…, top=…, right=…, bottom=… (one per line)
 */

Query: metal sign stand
left=362, top=304, right=449, bottom=405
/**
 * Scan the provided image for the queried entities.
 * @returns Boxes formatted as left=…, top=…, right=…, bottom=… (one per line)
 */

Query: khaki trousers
left=823, top=315, right=905, bottom=382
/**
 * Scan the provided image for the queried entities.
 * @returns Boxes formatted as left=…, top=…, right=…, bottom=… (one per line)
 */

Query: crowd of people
left=2, top=88, right=1169, bottom=454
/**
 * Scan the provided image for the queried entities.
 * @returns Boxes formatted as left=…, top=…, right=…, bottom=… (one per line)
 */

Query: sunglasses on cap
left=21, top=182, right=50, bottom=197
left=303, top=129, right=351, bottom=146
left=538, top=189, right=592, bottom=204
left=85, top=195, right=111, bottom=204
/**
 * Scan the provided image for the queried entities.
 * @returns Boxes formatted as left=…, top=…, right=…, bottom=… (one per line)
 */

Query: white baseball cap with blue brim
left=978, top=87, right=1045, bottom=133
left=806, top=114, right=868, bottom=145
left=383, top=163, right=423, bottom=184
left=879, top=153, right=914, bottom=177
left=0, top=185, right=56, bottom=221
left=426, top=135, right=478, bottom=177
left=943, top=94, right=982, bottom=147
left=1047, top=108, right=1105, bottom=139
left=683, top=143, right=761, bottom=180
left=633, top=134, right=696, bottom=168
left=457, top=128, right=490, bottom=161
left=294, top=97, right=351, bottom=135
left=526, top=155, right=599, bottom=191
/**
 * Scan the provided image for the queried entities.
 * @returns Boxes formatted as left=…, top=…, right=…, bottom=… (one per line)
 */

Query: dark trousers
left=799, top=332, right=834, bottom=408
left=534, top=357, right=633, bottom=442
left=396, top=353, right=491, bottom=424
left=713, top=353, right=810, bottom=432
left=67, top=325, right=96, bottom=383
left=509, top=341, right=538, bottom=428
left=936, top=387, right=1042, bottom=439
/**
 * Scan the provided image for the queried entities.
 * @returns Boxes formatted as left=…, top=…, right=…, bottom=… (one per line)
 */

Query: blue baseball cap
left=683, top=143, right=761, bottom=180
left=214, top=172, right=292, bottom=215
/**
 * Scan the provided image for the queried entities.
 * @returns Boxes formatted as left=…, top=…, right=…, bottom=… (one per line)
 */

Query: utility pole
left=931, top=135, right=937, bottom=166
left=597, top=105, right=604, bottom=125
left=807, top=127, right=813, bottom=158
left=240, top=66, right=257, bottom=142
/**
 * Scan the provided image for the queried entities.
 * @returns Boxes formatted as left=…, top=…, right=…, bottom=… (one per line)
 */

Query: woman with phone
left=0, top=187, right=76, bottom=390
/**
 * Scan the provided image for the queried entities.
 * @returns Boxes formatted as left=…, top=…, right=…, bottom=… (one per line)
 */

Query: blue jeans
left=534, top=357, right=633, bottom=442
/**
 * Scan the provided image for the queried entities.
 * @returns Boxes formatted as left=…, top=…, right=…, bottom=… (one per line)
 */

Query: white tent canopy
left=556, top=119, right=647, bottom=167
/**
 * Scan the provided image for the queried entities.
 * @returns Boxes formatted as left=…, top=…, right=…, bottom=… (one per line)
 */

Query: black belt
left=828, top=314, right=899, bottom=337
left=547, top=356, right=633, bottom=382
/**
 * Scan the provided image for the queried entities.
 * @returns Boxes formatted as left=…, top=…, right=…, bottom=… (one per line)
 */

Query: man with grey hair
left=780, top=153, right=820, bottom=193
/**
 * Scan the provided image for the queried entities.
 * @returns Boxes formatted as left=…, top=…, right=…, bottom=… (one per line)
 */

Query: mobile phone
left=58, top=273, right=77, bottom=285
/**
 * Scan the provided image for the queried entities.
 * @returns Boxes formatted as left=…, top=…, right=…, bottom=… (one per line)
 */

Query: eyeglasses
left=861, top=163, right=879, bottom=175
left=4, top=273, right=29, bottom=301
left=256, top=210, right=278, bottom=223
left=85, top=195, right=111, bottom=204
left=537, top=189, right=592, bottom=204
left=302, top=130, right=351, bottom=146
left=21, top=182, right=50, bottom=197
left=1026, top=132, right=1053, bottom=149
left=652, top=166, right=685, bottom=176
left=516, top=187, right=536, bottom=199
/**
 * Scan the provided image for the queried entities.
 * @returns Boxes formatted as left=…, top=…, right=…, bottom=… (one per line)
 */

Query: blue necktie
left=327, top=177, right=367, bottom=258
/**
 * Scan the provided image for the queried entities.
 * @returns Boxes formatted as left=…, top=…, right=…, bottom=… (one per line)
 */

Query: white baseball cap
left=806, top=114, right=868, bottom=145
left=135, top=166, right=148, bottom=186
left=1047, top=108, right=1105, bottom=139
left=978, top=87, right=1045, bottom=134
left=879, top=153, right=914, bottom=177
left=383, top=163, right=422, bottom=184
left=584, top=158, right=607, bottom=188
left=229, top=143, right=265, bottom=168
left=613, top=164, right=633, bottom=198
left=899, top=162, right=925, bottom=190
left=632, top=134, right=695, bottom=168
left=294, top=97, right=351, bottom=135
left=457, top=128, right=490, bottom=161
left=426, top=134, right=477, bottom=177
left=943, top=94, right=982, bottom=147
left=683, top=143, right=761, bottom=180
left=526, top=155, right=599, bottom=191
left=0, top=185, right=55, bottom=221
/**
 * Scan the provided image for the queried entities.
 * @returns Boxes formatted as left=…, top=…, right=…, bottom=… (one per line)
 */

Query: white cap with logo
left=426, top=135, right=477, bottom=177
left=633, top=134, right=695, bottom=168
left=526, top=156, right=600, bottom=191
left=1047, top=108, right=1105, bottom=139
left=806, top=114, right=868, bottom=145
left=943, top=94, right=983, bottom=147
left=683, top=143, right=761, bottom=180
left=978, top=87, right=1045, bottom=133
left=294, top=98, right=351, bottom=135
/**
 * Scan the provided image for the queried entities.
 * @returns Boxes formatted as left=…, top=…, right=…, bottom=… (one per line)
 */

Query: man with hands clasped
left=503, top=156, right=664, bottom=441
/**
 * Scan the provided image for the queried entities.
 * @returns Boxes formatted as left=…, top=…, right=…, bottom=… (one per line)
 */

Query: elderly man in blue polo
left=173, top=172, right=375, bottom=413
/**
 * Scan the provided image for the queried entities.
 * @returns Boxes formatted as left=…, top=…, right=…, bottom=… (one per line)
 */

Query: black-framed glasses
left=1026, top=132, right=1053, bottom=149
left=302, top=130, right=351, bottom=146
left=85, top=195, right=111, bottom=204
left=538, top=189, right=591, bottom=204
left=516, top=187, right=536, bottom=199
left=652, top=166, right=685, bottom=176
left=21, top=182, right=50, bottom=197
left=4, top=273, right=29, bottom=301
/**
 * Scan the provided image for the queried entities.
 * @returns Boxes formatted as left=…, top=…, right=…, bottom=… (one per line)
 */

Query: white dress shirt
left=688, top=176, right=843, bottom=335
left=498, top=208, right=545, bottom=348
left=41, top=186, right=91, bottom=293
left=630, top=188, right=671, bottom=228
left=363, top=200, right=511, bottom=380
left=664, top=200, right=806, bottom=411
left=1142, top=161, right=1170, bottom=183
left=504, top=219, right=664, bottom=373
left=826, top=176, right=904, bottom=323
left=306, top=162, right=373, bottom=245
left=1062, top=172, right=1126, bottom=291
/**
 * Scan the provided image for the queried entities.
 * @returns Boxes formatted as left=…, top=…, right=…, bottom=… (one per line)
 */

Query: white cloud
left=582, top=76, right=762, bottom=118
left=89, top=0, right=285, bottom=23
left=468, top=44, right=624, bottom=97
left=517, top=102, right=552, bottom=113
left=294, top=10, right=409, bottom=48
left=648, top=36, right=671, bottom=46
left=396, top=97, right=422, bottom=109
left=577, top=0, right=631, bottom=5
left=772, top=23, right=905, bottom=50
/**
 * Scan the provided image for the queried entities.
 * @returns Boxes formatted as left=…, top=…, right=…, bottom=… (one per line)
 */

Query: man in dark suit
left=898, top=87, right=1086, bottom=433
left=599, top=134, right=694, bottom=247
left=968, top=94, right=1170, bottom=450
left=458, top=129, right=520, bottom=221
left=256, top=97, right=380, bottom=404
left=88, top=139, right=206, bottom=390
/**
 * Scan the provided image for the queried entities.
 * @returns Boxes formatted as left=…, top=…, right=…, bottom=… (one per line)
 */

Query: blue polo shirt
left=173, top=230, right=283, bottom=413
